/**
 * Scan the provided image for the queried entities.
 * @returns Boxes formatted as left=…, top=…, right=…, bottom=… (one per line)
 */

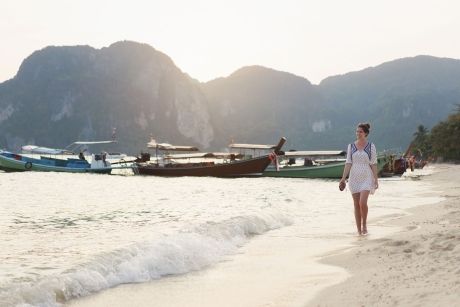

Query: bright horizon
left=1, top=0, right=460, bottom=85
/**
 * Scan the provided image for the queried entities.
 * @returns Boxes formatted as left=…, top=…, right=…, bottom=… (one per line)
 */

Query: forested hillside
left=1, top=42, right=459, bottom=154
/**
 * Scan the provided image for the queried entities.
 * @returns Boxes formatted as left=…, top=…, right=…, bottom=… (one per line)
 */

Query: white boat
left=0, top=140, right=132, bottom=173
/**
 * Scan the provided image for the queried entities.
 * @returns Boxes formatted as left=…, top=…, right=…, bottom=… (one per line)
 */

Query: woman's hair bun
left=358, top=122, right=371, bottom=134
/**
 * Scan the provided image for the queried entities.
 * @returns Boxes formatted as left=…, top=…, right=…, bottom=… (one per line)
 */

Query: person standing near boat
left=339, top=123, right=379, bottom=236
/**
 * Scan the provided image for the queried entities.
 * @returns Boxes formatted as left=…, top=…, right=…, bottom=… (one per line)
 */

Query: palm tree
left=455, top=103, right=460, bottom=114
left=410, top=125, right=430, bottom=158
left=413, top=125, right=428, bottom=142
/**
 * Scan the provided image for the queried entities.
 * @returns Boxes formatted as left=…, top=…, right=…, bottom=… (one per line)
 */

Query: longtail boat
left=263, top=150, right=389, bottom=178
left=0, top=140, right=127, bottom=173
left=133, top=137, right=286, bottom=177
left=0, top=150, right=112, bottom=173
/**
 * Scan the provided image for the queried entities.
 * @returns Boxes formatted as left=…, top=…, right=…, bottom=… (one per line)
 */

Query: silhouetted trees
left=409, top=104, right=460, bottom=161
left=430, top=104, right=460, bottom=161
left=410, top=125, right=431, bottom=159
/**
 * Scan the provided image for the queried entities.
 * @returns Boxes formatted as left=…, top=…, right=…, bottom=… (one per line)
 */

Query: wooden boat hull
left=135, top=155, right=273, bottom=177
left=264, top=156, right=388, bottom=179
left=0, top=151, right=112, bottom=174
left=263, top=161, right=346, bottom=178
left=381, top=156, right=409, bottom=177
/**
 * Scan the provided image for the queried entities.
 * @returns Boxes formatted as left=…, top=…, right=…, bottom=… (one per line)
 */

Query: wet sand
left=67, top=165, right=458, bottom=307
left=67, top=224, right=351, bottom=307
left=308, top=164, right=460, bottom=306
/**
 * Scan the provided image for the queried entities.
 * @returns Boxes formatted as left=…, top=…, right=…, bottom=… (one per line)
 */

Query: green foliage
left=409, top=104, right=460, bottom=161
left=410, top=125, right=432, bottom=158
left=430, top=108, right=460, bottom=160
left=2, top=45, right=460, bottom=154
left=0, top=41, right=209, bottom=153
left=205, top=56, right=460, bottom=150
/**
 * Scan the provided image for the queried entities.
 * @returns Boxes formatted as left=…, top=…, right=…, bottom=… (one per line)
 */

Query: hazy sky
left=1, top=0, right=459, bottom=84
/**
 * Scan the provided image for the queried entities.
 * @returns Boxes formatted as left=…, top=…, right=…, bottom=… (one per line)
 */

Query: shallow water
left=0, top=168, right=441, bottom=306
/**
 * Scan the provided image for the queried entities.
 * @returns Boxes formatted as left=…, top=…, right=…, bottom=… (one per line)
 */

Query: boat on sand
left=0, top=140, right=128, bottom=174
left=263, top=150, right=388, bottom=178
left=134, top=137, right=286, bottom=177
left=0, top=150, right=112, bottom=173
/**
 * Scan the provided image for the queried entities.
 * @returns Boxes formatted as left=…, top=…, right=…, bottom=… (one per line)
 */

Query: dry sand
left=307, top=164, right=460, bottom=307
left=67, top=164, right=459, bottom=307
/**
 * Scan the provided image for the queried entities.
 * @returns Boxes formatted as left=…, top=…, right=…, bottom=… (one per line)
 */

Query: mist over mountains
left=0, top=42, right=213, bottom=153
left=0, top=41, right=459, bottom=153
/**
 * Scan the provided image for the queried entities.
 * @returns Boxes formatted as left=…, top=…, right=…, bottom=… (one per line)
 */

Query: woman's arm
left=370, top=143, right=379, bottom=189
left=371, top=164, right=379, bottom=189
left=341, top=144, right=352, bottom=183
left=340, top=163, right=352, bottom=183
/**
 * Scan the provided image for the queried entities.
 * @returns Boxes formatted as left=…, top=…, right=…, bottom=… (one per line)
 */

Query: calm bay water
left=0, top=169, right=441, bottom=306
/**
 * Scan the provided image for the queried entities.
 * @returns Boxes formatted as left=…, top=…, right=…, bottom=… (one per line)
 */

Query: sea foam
left=0, top=212, right=291, bottom=307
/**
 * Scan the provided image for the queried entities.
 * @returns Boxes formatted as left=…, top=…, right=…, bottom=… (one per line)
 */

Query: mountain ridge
left=1, top=41, right=459, bottom=153
left=0, top=41, right=214, bottom=153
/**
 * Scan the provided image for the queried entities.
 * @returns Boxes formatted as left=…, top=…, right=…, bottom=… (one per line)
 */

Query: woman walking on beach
left=339, top=123, right=379, bottom=235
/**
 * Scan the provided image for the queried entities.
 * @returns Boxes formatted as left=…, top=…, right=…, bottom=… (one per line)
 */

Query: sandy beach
left=308, top=164, right=460, bottom=307
left=65, top=164, right=459, bottom=307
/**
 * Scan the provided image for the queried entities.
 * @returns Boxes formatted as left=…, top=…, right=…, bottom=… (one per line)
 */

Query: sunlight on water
left=0, top=168, right=441, bottom=306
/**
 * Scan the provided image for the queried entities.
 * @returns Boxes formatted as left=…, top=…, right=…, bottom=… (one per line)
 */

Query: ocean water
left=0, top=168, right=441, bottom=306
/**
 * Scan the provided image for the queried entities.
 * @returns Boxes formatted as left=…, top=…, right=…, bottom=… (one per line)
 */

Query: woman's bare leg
left=359, top=191, right=370, bottom=234
left=352, top=193, right=361, bottom=235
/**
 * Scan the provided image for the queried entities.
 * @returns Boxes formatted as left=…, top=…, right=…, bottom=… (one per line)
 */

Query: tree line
left=410, top=104, right=460, bottom=161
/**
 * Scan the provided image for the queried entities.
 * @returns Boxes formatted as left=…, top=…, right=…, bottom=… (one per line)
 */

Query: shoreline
left=307, top=164, right=460, bottom=306
left=67, top=219, right=352, bottom=307
left=65, top=165, right=456, bottom=307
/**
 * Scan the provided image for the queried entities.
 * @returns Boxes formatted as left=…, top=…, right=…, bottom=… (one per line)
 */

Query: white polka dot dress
left=345, top=142, right=377, bottom=194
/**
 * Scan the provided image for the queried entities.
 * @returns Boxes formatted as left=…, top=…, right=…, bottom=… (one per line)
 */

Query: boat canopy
left=164, top=152, right=243, bottom=159
left=284, top=150, right=346, bottom=157
left=22, top=145, right=72, bottom=155
left=229, top=143, right=277, bottom=150
left=65, top=140, right=117, bottom=152
left=148, top=142, right=199, bottom=152
left=69, top=141, right=117, bottom=145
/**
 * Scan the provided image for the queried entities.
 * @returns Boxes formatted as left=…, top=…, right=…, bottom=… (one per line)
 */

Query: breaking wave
left=0, top=213, right=291, bottom=307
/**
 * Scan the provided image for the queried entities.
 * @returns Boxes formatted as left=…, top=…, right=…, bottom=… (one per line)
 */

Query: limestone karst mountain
left=1, top=41, right=459, bottom=154
left=0, top=41, right=213, bottom=153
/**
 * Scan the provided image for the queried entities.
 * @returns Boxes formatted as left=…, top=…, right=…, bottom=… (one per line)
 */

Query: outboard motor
left=91, top=154, right=111, bottom=168
left=135, top=152, right=151, bottom=162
